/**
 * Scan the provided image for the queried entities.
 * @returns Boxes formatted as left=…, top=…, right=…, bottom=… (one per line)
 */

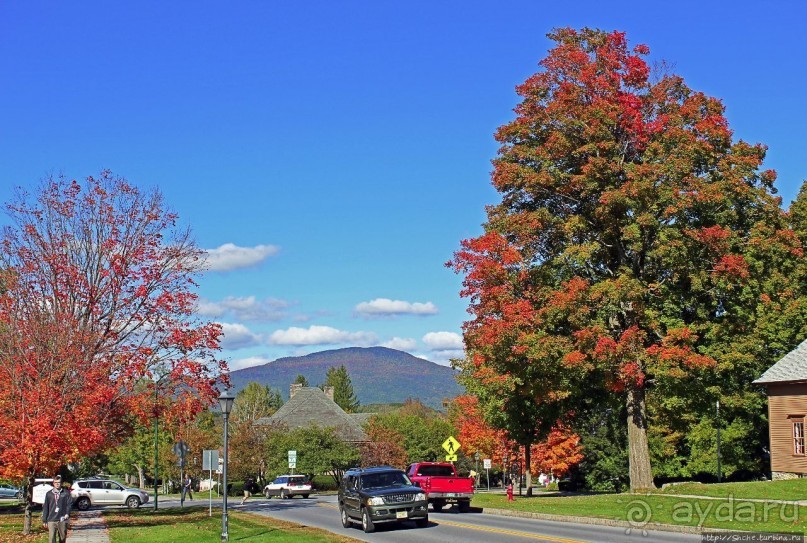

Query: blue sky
left=1, top=1, right=805, bottom=370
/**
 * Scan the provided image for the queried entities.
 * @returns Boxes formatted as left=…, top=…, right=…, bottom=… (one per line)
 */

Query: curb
left=482, top=507, right=705, bottom=535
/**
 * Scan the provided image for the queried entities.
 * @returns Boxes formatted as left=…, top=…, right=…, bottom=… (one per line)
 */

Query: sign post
left=173, top=440, right=191, bottom=507
left=483, top=458, right=491, bottom=491
left=203, top=450, right=219, bottom=517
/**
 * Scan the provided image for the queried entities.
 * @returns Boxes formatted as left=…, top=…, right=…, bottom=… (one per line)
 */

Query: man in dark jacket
left=41, top=475, right=71, bottom=543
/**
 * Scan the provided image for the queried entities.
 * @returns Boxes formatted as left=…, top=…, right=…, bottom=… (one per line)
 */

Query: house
left=256, top=384, right=369, bottom=442
left=754, top=338, right=807, bottom=479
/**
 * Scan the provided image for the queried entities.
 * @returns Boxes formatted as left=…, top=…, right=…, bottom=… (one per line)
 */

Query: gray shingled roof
left=754, top=338, right=807, bottom=384
left=256, top=387, right=368, bottom=442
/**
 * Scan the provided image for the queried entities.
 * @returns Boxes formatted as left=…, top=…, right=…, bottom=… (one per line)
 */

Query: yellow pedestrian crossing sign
left=442, top=436, right=461, bottom=455
left=445, top=454, right=458, bottom=462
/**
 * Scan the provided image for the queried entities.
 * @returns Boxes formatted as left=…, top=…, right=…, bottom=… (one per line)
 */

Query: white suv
left=71, top=479, right=150, bottom=510
left=263, top=475, right=312, bottom=499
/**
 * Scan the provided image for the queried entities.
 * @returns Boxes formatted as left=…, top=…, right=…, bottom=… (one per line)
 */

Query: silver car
left=0, top=483, right=21, bottom=500
left=71, top=479, right=149, bottom=510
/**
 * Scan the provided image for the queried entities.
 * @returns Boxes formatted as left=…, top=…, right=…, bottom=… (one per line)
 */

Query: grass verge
left=656, top=479, right=807, bottom=501
left=105, top=507, right=360, bottom=543
left=471, top=492, right=806, bottom=533
left=0, top=504, right=47, bottom=543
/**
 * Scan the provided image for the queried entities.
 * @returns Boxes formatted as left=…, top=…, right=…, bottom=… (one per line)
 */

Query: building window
left=794, top=420, right=805, bottom=455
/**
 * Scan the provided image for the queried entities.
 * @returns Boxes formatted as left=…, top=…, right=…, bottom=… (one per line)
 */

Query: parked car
left=338, top=466, right=428, bottom=533
left=71, top=478, right=150, bottom=510
left=263, top=475, right=312, bottom=499
left=0, top=483, right=22, bottom=500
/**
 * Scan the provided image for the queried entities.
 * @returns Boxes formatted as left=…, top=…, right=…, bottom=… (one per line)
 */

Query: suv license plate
left=396, top=511, right=408, bottom=519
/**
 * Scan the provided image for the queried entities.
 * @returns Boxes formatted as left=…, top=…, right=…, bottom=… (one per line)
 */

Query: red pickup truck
left=406, top=462, right=474, bottom=512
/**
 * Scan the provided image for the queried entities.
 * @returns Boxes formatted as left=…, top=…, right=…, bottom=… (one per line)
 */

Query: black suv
left=338, top=467, right=428, bottom=533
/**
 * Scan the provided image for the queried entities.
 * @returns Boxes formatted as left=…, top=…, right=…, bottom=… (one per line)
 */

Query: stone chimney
left=290, top=383, right=303, bottom=399
left=323, top=386, right=334, bottom=401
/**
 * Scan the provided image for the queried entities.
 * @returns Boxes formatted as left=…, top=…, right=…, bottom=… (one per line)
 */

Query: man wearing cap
left=42, top=475, right=71, bottom=543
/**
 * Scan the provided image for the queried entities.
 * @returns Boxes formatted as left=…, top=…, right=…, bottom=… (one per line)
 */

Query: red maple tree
left=0, top=173, right=226, bottom=531
left=451, top=28, right=789, bottom=490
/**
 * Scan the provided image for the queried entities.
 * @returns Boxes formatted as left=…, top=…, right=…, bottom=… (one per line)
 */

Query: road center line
left=318, top=502, right=589, bottom=543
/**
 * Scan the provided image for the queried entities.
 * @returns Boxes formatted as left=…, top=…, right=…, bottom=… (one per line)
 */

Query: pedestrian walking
left=41, top=475, right=71, bottom=543
left=240, top=476, right=254, bottom=505
left=181, top=474, right=193, bottom=504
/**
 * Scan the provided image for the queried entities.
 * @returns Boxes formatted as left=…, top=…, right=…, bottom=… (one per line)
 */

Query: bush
left=311, top=475, right=338, bottom=492
left=229, top=481, right=244, bottom=496
left=546, top=482, right=559, bottom=491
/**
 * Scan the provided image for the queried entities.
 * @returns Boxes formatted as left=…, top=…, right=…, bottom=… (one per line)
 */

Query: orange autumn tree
left=448, top=395, right=514, bottom=466
left=530, top=425, right=584, bottom=480
left=0, top=173, right=226, bottom=532
left=451, top=28, right=790, bottom=491
left=450, top=395, right=583, bottom=479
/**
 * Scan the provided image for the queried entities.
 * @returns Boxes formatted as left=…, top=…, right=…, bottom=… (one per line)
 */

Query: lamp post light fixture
left=218, top=391, right=235, bottom=542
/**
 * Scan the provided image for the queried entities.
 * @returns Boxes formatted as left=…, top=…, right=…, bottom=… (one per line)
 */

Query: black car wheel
left=126, top=496, right=141, bottom=509
left=301, top=494, right=309, bottom=499
left=431, top=499, right=445, bottom=511
left=415, top=515, right=429, bottom=528
left=458, top=500, right=471, bottom=513
left=361, top=507, right=375, bottom=533
left=340, top=504, right=351, bottom=528
left=265, top=490, right=272, bottom=498
left=280, top=489, right=289, bottom=499
left=76, top=497, right=91, bottom=511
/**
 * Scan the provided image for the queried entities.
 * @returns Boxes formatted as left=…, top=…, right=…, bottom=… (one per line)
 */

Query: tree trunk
left=524, top=442, right=533, bottom=496
left=23, top=474, right=34, bottom=534
left=626, top=386, right=655, bottom=491
left=136, top=464, right=145, bottom=489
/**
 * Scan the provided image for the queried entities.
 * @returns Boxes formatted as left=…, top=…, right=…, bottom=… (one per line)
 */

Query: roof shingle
left=256, top=387, right=368, bottom=442
left=754, top=338, right=807, bottom=384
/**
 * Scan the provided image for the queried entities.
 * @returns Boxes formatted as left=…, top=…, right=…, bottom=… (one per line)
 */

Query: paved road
left=225, top=494, right=702, bottom=543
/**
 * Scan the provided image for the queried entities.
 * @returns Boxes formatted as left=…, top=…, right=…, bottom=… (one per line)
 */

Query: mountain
left=227, top=347, right=464, bottom=409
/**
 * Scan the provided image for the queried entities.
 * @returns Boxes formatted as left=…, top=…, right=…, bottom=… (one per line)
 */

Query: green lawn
left=656, top=479, right=807, bottom=501
left=104, top=507, right=359, bottom=543
left=0, top=504, right=47, bottom=543
left=472, top=492, right=806, bottom=534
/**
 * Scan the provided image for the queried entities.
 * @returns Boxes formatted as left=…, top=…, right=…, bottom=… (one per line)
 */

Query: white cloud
left=197, top=296, right=289, bottom=321
left=226, top=355, right=274, bottom=371
left=269, top=325, right=378, bottom=346
left=354, top=298, right=438, bottom=317
left=203, top=243, right=279, bottom=272
left=381, top=337, right=418, bottom=351
left=413, top=350, right=463, bottom=367
left=219, top=322, right=263, bottom=350
left=422, top=331, right=464, bottom=351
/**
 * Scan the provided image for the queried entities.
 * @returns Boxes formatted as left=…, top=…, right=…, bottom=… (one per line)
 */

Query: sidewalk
left=68, top=510, right=111, bottom=543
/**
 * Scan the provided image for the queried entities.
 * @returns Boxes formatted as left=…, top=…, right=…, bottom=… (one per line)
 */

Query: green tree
left=263, top=425, right=359, bottom=486
left=321, top=365, right=360, bottom=413
left=293, top=374, right=309, bottom=387
left=232, top=382, right=283, bottom=423
left=450, top=28, right=800, bottom=490
left=368, top=401, right=455, bottom=464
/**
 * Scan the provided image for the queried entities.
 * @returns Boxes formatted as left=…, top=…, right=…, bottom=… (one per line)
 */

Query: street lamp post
left=219, top=391, right=235, bottom=542
left=154, top=382, right=159, bottom=512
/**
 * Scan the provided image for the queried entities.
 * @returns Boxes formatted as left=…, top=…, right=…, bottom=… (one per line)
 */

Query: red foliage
left=530, top=425, right=584, bottom=478
left=0, top=173, right=226, bottom=480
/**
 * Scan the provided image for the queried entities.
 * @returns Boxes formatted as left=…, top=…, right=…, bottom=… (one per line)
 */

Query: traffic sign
left=173, top=440, right=191, bottom=459
left=202, top=450, right=219, bottom=471
left=483, top=458, right=492, bottom=470
left=442, top=436, right=461, bottom=455
left=445, top=454, right=458, bottom=462
left=288, top=450, right=297, bottom=462
left=288, top=461, right=297, bottom=469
